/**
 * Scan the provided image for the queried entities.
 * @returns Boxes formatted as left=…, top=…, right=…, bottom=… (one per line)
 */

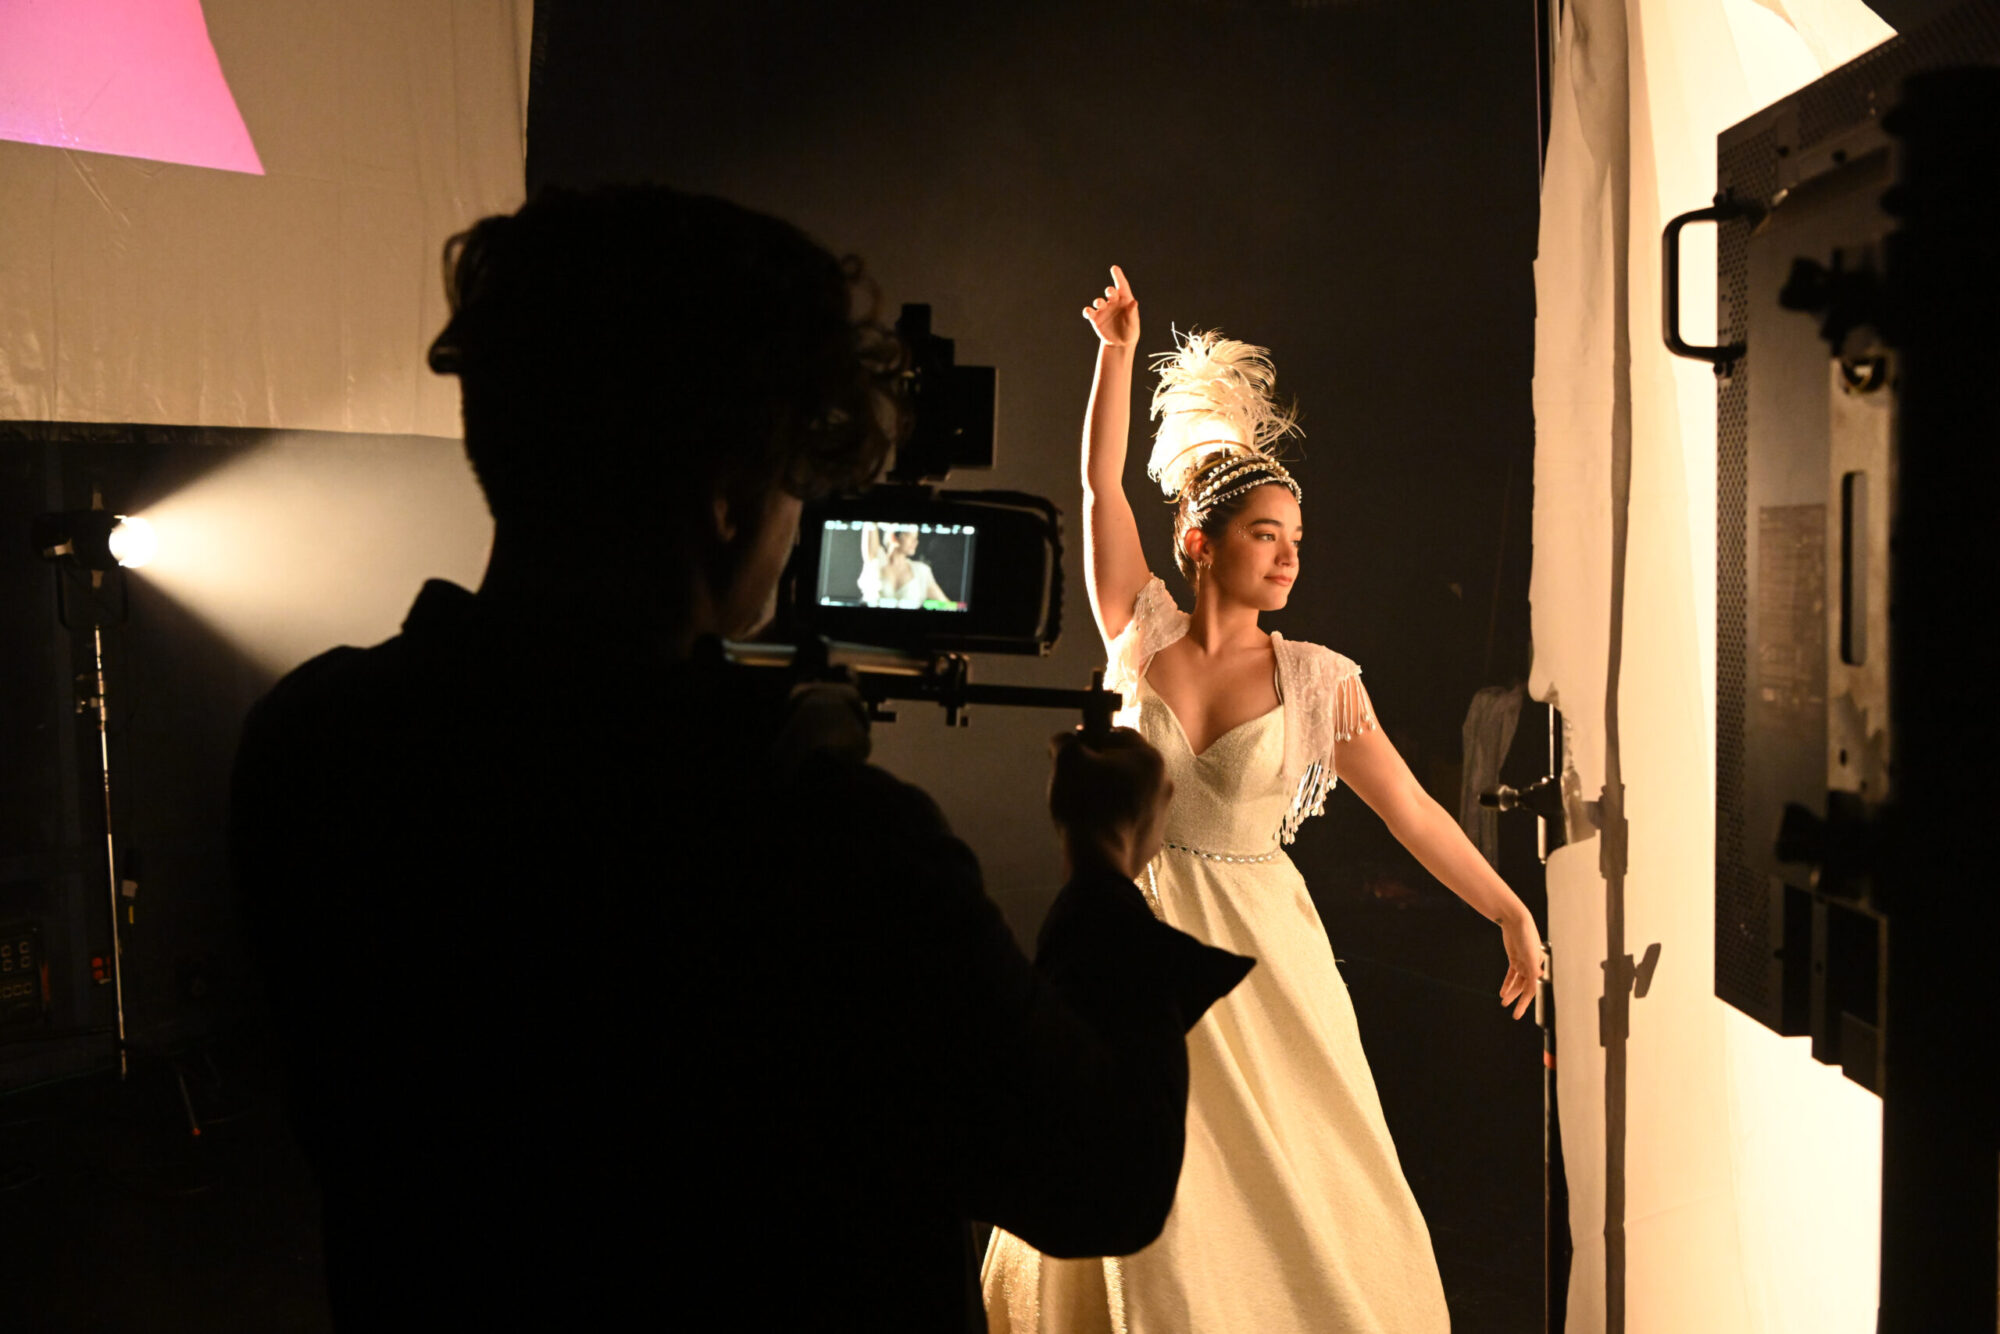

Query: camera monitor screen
left=816, top=519, right=975, bottom=612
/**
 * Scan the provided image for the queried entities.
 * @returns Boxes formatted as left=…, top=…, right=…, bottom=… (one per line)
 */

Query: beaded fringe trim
left=1279, top=673, right=1378, bottom=845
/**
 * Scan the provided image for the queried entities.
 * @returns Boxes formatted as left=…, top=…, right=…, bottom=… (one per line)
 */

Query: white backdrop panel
left=0, top=0, right=528, bottom=437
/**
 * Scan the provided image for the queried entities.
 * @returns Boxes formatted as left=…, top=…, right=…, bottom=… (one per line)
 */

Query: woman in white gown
left=858, top=521, right=951, bottom=608
left=982, top=266, right=1543, bottom=1333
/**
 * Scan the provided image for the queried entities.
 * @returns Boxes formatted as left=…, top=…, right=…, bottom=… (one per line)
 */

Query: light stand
left=32, top=504, right=153, bottom=1080
left=80, top=619, right=127, bottom=1078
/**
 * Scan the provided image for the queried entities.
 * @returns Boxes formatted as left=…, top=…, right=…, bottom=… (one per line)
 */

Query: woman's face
left=892, top=529, right=919, bottom=556
left=1188, top=483, right=1302, bottom=612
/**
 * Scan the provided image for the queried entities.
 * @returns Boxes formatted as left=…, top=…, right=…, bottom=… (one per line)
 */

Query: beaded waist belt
left=1142, top=840, right=1284, bottom=917
left=1161, top=838, right=1282, bottom=865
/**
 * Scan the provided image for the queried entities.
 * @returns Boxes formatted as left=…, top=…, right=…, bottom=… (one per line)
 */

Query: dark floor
left=1, top=928, right=1548, bottom=1333
left=0, top=1033, right=331, bottom=1333
left=1338, top=923, right=1549, bottom=1333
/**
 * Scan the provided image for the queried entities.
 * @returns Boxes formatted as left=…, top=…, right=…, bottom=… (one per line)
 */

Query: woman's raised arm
left=1080, top=265, right=1151, bottom=646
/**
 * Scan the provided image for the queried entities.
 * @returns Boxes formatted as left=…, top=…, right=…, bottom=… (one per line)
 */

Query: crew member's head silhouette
left=427, top=185, right=903, bottom=645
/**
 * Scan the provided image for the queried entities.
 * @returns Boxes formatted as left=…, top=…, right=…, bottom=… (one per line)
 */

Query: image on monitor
left=816, top=519, right=974, bottom=612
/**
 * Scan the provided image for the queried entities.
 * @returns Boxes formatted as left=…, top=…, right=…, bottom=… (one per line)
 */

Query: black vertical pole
left=1535, top=0, right=1557, bottom=186
left=1595, top=0, right=1634, bottom=1325
left=88, top=622, right=128, bottom=1078
left=1541, top=941, right=1570, bottom=1334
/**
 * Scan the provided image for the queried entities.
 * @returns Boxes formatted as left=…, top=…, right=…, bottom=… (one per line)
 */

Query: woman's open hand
left=1082, top=264, right=1140, bottom=349
left=1499, top=910, right=1544, bottom=1021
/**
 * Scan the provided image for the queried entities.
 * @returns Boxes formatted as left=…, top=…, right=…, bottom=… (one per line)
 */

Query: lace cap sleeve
left=1273, top=639, right=1379, bottom=844
left=1102, top=576, right=1189, bottom=706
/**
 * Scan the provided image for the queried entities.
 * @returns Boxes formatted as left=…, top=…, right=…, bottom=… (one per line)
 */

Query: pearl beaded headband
left=1184, top=453, right=1302, bottom=521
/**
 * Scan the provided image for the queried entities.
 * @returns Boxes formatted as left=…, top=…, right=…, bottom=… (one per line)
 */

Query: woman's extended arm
left=1335, top=723, right=1544, bottom=1019
left=1080, top=266, right=1150, bottom=646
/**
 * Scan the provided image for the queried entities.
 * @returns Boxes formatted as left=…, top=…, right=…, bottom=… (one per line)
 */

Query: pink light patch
left=0, top=0, right=262, bottom=175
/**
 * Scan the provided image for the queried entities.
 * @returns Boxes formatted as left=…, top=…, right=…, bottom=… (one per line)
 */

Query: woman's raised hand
left=1082, top=264, right=1140, bottom=349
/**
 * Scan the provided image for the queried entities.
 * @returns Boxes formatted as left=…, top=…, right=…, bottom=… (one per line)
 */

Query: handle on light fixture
left=1662, top=195, right=1762, bottom=366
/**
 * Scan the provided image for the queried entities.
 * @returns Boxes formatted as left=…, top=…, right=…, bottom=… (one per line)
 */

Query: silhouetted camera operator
left=230, top=185, right=1250, bottom=1330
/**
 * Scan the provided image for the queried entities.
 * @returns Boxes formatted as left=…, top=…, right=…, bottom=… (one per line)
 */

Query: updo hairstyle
left=1144, top=329, right=1304, bottom=587
left=1047, top=727, right=1168, bottom=840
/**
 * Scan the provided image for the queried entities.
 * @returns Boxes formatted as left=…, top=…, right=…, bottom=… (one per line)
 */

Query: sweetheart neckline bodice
left=1134, top=676, right=1291, bottom=852
left=1138, top=674, right=1282, bottom=761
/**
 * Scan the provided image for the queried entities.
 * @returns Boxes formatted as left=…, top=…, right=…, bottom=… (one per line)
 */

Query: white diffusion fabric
left=1532, top=2, right=1891, bottom=1332
left=0, top=0, right=529, bottom=437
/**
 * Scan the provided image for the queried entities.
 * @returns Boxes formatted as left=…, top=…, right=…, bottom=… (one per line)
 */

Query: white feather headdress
left=1145, top=328, right=1301, bottom=499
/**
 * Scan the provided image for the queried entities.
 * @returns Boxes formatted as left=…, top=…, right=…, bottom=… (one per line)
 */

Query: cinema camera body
left=731, top=305, right=1118, bottom=736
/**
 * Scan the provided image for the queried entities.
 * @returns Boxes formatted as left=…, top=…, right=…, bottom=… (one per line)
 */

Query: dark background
left=532, top=0, right=1546, bottom=931
left=527, top=0, right=1550, bottom=1325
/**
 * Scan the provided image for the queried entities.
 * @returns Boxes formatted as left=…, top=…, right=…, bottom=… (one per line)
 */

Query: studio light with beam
left=30, top=504, right=156, bottom=1077
left=32, top=511, right=158, bottom=572
left=19, top=438, right=488, bottom=1082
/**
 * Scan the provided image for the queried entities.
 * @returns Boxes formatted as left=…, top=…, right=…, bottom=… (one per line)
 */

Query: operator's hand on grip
left=1082, top=264, right=1141, bottom=349
left=773, top=681, right=871, bottom=781
left=1498, top=908, right=1543, bottom=1021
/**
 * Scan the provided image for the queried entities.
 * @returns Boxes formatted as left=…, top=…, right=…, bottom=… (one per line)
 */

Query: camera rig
left=733, top=303, right=1117, bottom=738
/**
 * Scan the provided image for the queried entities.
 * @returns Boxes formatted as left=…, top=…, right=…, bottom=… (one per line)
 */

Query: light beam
left=130, top=434, right=492, bottom=677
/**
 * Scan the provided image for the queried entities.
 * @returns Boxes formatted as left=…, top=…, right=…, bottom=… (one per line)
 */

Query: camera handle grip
left=1079, top=670, right=1116, bottom=742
